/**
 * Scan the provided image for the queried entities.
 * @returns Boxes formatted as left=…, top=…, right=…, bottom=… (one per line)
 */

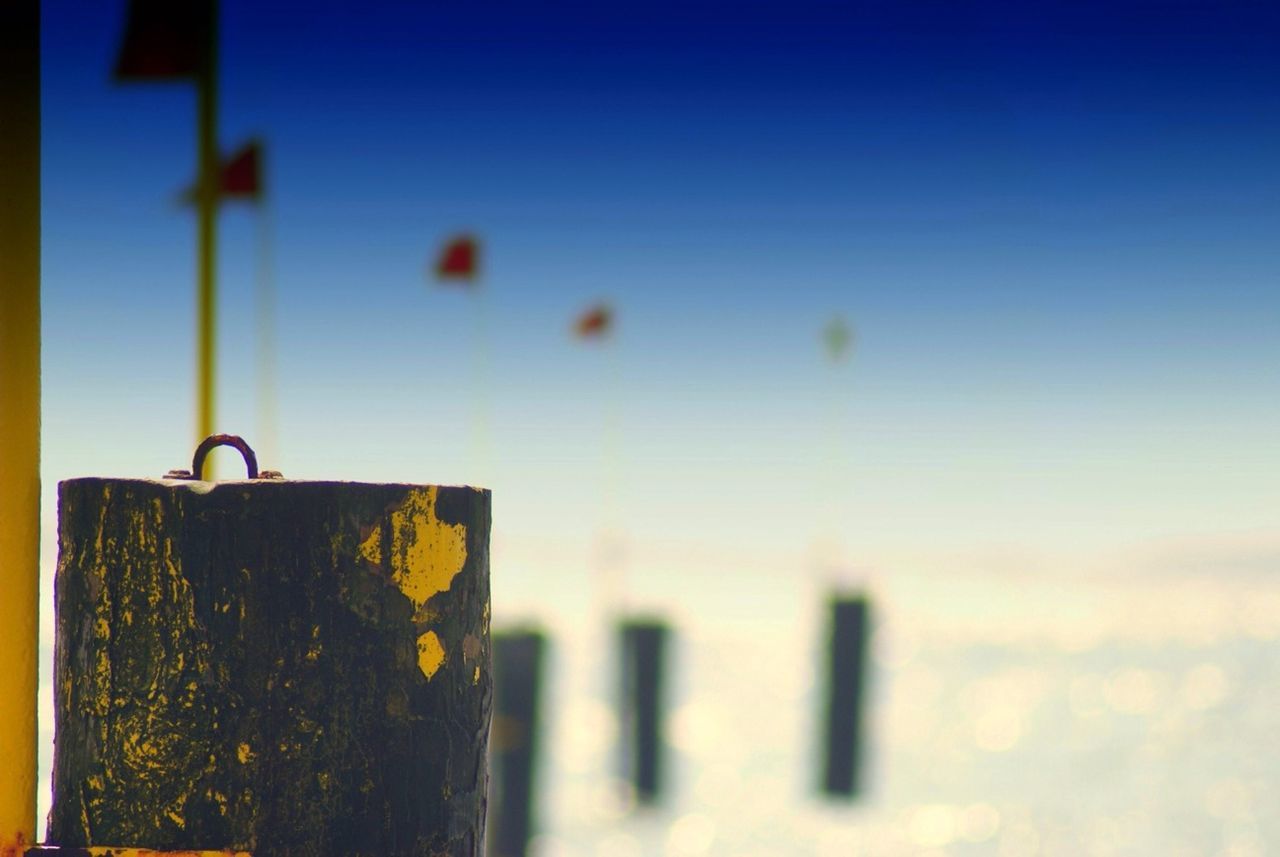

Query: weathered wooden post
left=618, top=618, right=669, bottom=805
left=819, top=593, right=871, bottom=798
left=46, top=436, right=492, bottom=856
left=487, top=629, right=546, bottom=857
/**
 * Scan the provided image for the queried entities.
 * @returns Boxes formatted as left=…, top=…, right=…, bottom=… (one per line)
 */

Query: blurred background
left=34, top=1, right=1280, bottom=854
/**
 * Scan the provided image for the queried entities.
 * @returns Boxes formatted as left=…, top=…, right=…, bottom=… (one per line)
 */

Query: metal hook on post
left=165, top=433, right=282, bottom=480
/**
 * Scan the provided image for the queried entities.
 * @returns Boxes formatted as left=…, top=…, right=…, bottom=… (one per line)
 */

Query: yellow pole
left=0, top=0, right=41, bottom=848
left=196, top=0, right=219, bottom=472
left=255, top=182, right=278, bottom=466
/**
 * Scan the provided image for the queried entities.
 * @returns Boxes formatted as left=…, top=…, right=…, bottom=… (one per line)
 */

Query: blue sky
left=28, top=2, right=1280, bottom=836
left=38, top=1, right=1280, bottom=613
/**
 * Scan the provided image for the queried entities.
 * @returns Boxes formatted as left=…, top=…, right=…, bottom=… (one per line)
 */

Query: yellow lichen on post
left=363, top=486, right=468, bottom=615
left=357, top=525, right=382, bottom=566
left=416, top=631, right=446, bottom=680
left=359, top=488, right=470, bottom=679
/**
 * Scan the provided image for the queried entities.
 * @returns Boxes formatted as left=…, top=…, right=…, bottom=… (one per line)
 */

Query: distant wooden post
left=820, top=594, right=872, bottom=797
left=48, top=446, right=492, bottom=855
left=618, top=619, right=669, bottom=804
left=488, top=629, right=546, bottom=857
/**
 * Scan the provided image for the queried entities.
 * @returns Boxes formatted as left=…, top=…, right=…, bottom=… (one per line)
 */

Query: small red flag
left=434, top=235, right=479, bottom=283
left=114, top=0, right=211, bottom=81
left=220, top=141, right=263, bottom=200
left=178, top=140, right=264, bottom=205
left=573, top=304, right=613, bottom=339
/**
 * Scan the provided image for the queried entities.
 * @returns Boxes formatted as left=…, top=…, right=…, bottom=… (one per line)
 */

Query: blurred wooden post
left=619, top=619, right=669, bottom=804
left=820, top=593, right=871, bottom=797
left=488, top=629, right=546, bottom=857
left=48, top=466, right=492, bottom=855
left=0, top=0, right=41, bottom=850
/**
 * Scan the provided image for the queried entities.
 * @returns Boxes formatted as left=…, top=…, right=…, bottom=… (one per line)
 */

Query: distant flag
left=823, top=315, right=854, bottom=363
left=574, top=303, right=613, bottom=340
left=114, top=0, right=211, bottom=82
left=179, top=140, right=264, bottom=204
left=434, top=235, right=480, bottom=284
left=219, top=140, right=263, bottom=200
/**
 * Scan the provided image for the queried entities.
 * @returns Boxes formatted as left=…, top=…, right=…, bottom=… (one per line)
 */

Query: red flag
left=573, top=304, right=613, bottom=339
left=178, top=140, right=264, bottom=205
left=220, top=141, right=263, bottom=200
left=114, top=0, right=211, bottom=81
left=434, top=235, right=479, bottom=283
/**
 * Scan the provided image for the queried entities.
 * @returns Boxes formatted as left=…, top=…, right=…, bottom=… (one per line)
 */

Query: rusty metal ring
left=190, top=434, right=259, bottom=480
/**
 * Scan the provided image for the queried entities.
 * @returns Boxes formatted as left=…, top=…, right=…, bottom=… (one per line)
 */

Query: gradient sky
left=37, top=1, right=1280, bottom=620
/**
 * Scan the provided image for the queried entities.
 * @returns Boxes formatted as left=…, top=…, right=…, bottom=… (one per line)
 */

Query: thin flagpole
left=816, top=317, right=854, bottom=573
left=601, top=317, right=626, bottom=615
left=255, top=181, right=278, bottom=467
left=823, top=347, right=847, bottom=559
left=585, top=308, right=626, bottom=621
left=471, top=273, right=492, bottom=486
left=196, top=0, right=219, bottom=474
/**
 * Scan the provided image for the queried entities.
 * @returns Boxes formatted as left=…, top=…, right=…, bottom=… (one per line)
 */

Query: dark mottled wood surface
left=49, top=479, right=491, bottom=856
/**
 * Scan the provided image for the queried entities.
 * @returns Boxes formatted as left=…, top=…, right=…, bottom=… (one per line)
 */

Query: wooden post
left=487, top=630, right=546, bottom=857
left=0, top=0, right=41, bottom=850
left=48, top=472, right=492, bottom=856
left=820, top=594, right=871, bottom=797
left=618, top=619, right=669, bottom=804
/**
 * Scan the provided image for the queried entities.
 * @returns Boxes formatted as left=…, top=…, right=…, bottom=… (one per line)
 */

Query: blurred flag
left=114, top=0, right=211, bottom=81
left=179, top=140, right=264, bottom=204
left=574, top=303, right=613, bottom=340
left=823, top=315, right=854, bottom=362
left=434, top=235, right=480, bottom=284
left=219, top=140, right=263, bottom=200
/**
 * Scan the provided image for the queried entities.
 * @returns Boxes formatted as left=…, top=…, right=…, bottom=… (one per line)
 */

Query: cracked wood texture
left=49, top=478, right=492, bottom=857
